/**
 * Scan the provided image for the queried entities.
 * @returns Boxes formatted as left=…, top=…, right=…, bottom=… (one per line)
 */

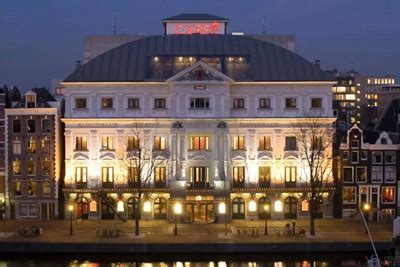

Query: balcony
left=232, top=181, right=245, bottom=189
left=128, top=181, right=141, bottom=189
left=76, top=182, right=87, bottom=189
left=187, top=182, right=212, bottom=190
left=102, top=182, right=114, bottom=189
left=154, top=181, right=167, bottom=189
left=259, top=181, right=271, bottom=188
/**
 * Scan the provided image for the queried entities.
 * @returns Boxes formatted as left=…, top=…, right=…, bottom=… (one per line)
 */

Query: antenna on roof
left=262, top=16, right=267, bottom=35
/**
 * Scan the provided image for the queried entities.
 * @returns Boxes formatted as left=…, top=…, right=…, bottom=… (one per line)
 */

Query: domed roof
left=65, top=35, right=329, bottom=82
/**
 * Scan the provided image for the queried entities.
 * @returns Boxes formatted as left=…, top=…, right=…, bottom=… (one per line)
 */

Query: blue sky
left=1, top=0, right=399, bottom=89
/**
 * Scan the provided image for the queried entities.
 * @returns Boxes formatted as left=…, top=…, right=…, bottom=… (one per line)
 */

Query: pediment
left=99, top=152, right=116, bottom=160
left=73, top=152, right=89, bottom=160
left=166, top=60, right=234, bottom=84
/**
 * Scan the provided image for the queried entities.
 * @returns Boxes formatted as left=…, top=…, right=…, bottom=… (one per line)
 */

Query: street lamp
left=264, top=204, right=270, bottom=235
left=363, top=203, right=370, bottom=234
left=174, top=203, right=182, bottom=236
left=68, top=204, right=74, bottom=235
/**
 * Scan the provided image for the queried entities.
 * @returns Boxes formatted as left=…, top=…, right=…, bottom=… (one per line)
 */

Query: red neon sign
left=173, top=22, right=221, bottom=35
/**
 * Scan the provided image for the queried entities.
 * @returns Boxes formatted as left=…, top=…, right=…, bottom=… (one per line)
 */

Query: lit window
left=259, top=98, right=271, bottom=109
left=75, top=137, right=87, bottom=151
left=127, top=137, right=139, bottom=150
left=13, top=160, right=21, bottom=176
left=342, top=187, right=356, bottom=204
left=285, top=98, right=297, bottom=109
left=101, top=98, right=113, bottom=109
left=259, top=166, right=271, bottom=184
left=128, top=167, right=139, bottom=182
left=102, top=167, right=114, bottom=183
left=14, top=182, right=22, bottom=196
left=190, top=98, right=210, bottom=109
left=155, top=167, right=166, bottom=182
left=233, top=98, right=245, bottom=109
left=233, top=166, right=245, bottom=183
left=75, top=98, right=87, bottom=109
left=154, top=136, right=166, bottom=150
left=42, top=160, right=51, bottom=176
left=285, top=166, right=297, bottom=184
left=27, top=160, right=36, bottom=175
left=190, top=166, right=210, bottom=183
left=101, top=136, right=113, bottom=150
left=41, top=138, right=51, bottom=154
left=128, top=98, right=140, bottom=109
left=27, top=139, right=36, bottom=154
left=258, top=136, right=271, bottom=150
left=382, top=187, right=395, bottom=203
left=233, top=136, right=245, bottom=150
left=26, top=94, right=36, bottom=108
left=43, top=181, right=51, bottom=196
left=190, top=136, right=209, bottom=150
left=75, top=167, right=87, bottom=183
left=28, top=182, right=37, bottom=196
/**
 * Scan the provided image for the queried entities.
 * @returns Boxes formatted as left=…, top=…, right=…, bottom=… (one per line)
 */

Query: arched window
left=154, top=197, right=167, bottom=220
left=258, top=197, right=271, bottom=219
left=75, top=197, right=88, bottom=220
left=127, top=197, right=140, bottom=220
left=232, top=197, right=245, bottom=219
left=284, top=197, right=297, bottom=219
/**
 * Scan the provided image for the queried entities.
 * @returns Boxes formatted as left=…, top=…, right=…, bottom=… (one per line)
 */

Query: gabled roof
left=162, top=13, right=228, bottom=22
left=64, top=35, right=330, bottom=83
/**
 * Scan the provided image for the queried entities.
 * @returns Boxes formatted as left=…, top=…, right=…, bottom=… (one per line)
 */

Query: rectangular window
left=41, top=138, right=51, bottom=154
left=12, top=140, right=21, bottom=155
left=154, top=98, right=166, bottom=109
left=27, top=139, right=36, bottom=154
left=154, top=136, right=166, bottom=150
left=101, top=98, right=113, bottom=109
left=13, top=160, right=21, bottom=176
left=311, top=137, right=323, bottom=151
left=258, top=136, right=271, bottom=150
left=27, top=160, right=36, bottom=175
left=75, top=98, right=87, bottom=109
left=372, top=151, right=383, bottom=164
left=351, top=151, right=359, bottom=163
left=41, top=119, right=51, bottom=133
left=155, top=167, right=166, bottom=182
left=259, top=98, right=271, bottom=109
left=361, top=151, right=368, bottom=160
left=12, top=120, right=21, bottom=133
left=311, top=98, right=322, bottom=108
left=190, top=98, right=210, bottom=109
left=342, top=151, right=349, bottom=160
left=190, top=136, right=209, bottom=150
left=101, top=136, right=113, bottom=150
left=233, top=136, right=245, bottom=150
left=75, top=137, right=88, bottom=151
left=127, top=137, right=139, bottom=150
left=233, top=98, right=245, bottom=109
left=43, top=182, right=51, bottom=196
left=128, top=98, right=140, bottom=109
left=14, top=182, right=22, bottom=196
left=233, top=166, right=245, bottom=183
left=356, top=167, right=367, bottom=183
left=285, top=136, right=297, bottom=151
left=343, top=167, right=353, bottom=183
left=29, top=203, right=38, bottom=217
left=259, top=166, right=271, bottom=183
left=75, top=167, right=87, bottom=183
left=382, top=187, right=395, bottom=203
left=27, top=119, right=35, bottom=133
left=385, top=151, right=396, bottom=164
left=20, top=203, right=28, bottom=216
left=42, top=160, right=51, bottom=176
left=351, top=140, right=359, bottom=148
left=26, top=95, right=36, bottom=108
left=285, top=166, right=297, bottom=183
left=285, top=98, right=297, bottom=109
left=128, top=167, right=139, bottom=182
left=371, top=166, right=383, bottom=183
left=101, top=167, right=114, bottom=183
left=343, top=187, right=357, bottom=204
left=28, top=182, right=37, bottom=196
left=190, top=166, right=210, bottom=183
left=385, top=166, right=396, bottom=183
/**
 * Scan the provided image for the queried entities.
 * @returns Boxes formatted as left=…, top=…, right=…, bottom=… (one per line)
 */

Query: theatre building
left=62, top=14, right=336, bottom=222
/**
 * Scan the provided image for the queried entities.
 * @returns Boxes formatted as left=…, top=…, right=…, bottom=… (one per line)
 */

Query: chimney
left=75, top=60, right=82, bottom=70
left=314, top=60, right=320, bottom=68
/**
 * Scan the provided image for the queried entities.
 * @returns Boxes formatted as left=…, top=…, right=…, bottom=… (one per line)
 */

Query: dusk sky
left=1, top=0, right=399, bottom=90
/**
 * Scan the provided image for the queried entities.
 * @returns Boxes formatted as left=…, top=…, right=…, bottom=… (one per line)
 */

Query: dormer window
left=381, top=138, right=387, bottom=144
left=26, top=94, right=36, bottom=108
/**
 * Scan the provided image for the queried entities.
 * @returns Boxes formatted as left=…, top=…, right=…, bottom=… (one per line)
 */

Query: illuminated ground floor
left=63, top=190, right=334, bottom=222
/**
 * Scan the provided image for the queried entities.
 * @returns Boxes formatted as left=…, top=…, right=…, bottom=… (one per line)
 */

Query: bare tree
left=124, top=124, right=169, bottom=236
left=293, top=117, right=334, bottom=236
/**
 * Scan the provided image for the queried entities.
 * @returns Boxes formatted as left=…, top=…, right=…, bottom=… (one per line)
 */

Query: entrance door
left=284, top=197, right=297, bottom=219
left=76, top=197, right=89, bottom=220
left=206, top=203, right=214, bottom=222
left=101, top=197, right=115, bottom=220
left=186, top=204, right=194, bottom=223
left=127, top=198, right=140, bottom=220
left=359, top=186, right=380, bottom=221
left=194, top=203, right=206, bottom=222
left=41, top=203, right=48, bottom=221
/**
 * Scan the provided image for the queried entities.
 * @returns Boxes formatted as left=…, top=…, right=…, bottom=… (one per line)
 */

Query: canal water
left=0, top=252, right=390, bottom=266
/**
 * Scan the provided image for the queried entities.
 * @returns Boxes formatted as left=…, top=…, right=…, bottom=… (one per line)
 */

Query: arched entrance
left=101, top=197, right=115, bottom=220
left=232, top=197, right=245, bottom=219
left=154, top=197, right=167, bottom=220
left=75, top=197, right=88, bottom=220
left=284, top=197, right=297, bottom=219
left=258, top=197, right=271, bottom=219
left=127, top=197, right=141, bottom=220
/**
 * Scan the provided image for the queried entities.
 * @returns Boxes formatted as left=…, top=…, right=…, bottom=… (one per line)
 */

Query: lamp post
left=264, top=204, right=270, bottom=235
left=68, top=204, right=74, bottom=235
left=174, top=203, right=182, bottom=236
left=363, top=203, right=370, bottom=234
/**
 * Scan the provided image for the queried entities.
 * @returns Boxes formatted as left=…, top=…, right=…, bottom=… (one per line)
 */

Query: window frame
left=356, top=166, right=367, bottom=183
left=285, top=97, right=297, bottom=109
left=41, top=118, right=51, bottom=133
left=372, top=151, right=383, bottom=164
left=259, top=97, right=271, bottom=109
left=232, top=136, right=245, bottom=150
left=127, top=98, right=140, bottom=109
left=75, top=98, right=87, bottom=109
left=342, top=167, right=354, bottom=183
left=12, top=119, right=21, bottom=134
left=311, top=97, right=323, bottom=109
left=154, top=98, right=166, bottom=109
left=342, top=186, right=357, bottom=204
left=384, top=166, right=396, bottom=183
left=101, top=98, right=114, bottom=109
left=382, top=186, right=396, bottom=204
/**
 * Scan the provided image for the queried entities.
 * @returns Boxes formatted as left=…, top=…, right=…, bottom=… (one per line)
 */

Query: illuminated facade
left=62, top=14, right=336, bottom=222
